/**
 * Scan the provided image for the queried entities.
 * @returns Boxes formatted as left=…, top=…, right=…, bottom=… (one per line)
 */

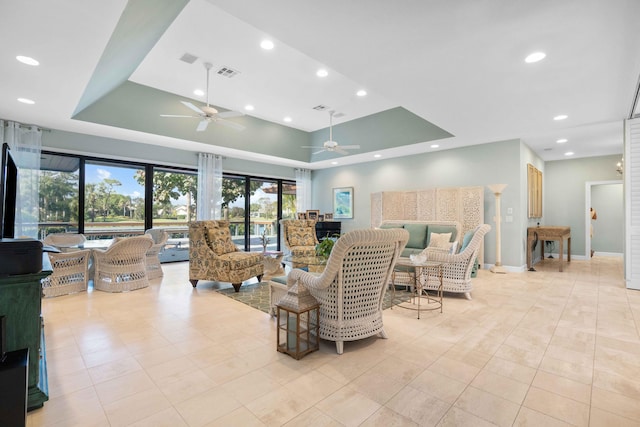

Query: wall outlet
left=505, top=215, right=513, bottom=223
left=507, top=207, right=513, bottom=214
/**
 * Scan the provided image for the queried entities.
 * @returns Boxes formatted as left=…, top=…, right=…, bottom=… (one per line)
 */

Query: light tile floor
left=27, top=255, right=640, bottom=426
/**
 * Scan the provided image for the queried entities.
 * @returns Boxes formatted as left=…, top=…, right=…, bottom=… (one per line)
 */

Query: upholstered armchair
left=281, top=219, right=319, bottom=257
left=144, top=228, right=169, bottom=279
left=420, top=224, right=491, bottom=299
left=189, top=220, right=263, bottom=292
left=93, top=235, right=154, bottom=292
left=286, top=228, right=409, bottom=354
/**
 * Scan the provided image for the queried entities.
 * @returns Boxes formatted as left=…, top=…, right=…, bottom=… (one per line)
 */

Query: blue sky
left=85, top=163, right=144, bottom=199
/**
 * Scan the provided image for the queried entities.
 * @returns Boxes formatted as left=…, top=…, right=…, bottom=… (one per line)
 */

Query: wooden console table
left=527, top=226, right=571, bottom=272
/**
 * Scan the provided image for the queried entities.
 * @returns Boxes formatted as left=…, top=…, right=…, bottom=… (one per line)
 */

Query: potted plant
left=316, top=234, right=339, bottom=259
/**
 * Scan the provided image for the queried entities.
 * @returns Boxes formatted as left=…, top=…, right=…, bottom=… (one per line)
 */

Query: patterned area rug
left=216, top=282, right=410, bottom=315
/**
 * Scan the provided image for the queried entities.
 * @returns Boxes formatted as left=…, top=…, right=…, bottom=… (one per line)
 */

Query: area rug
left=216, top=282, right=409, bottom=315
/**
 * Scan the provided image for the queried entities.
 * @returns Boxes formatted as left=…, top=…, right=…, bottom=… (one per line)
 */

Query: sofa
left=378, top=220, right=461, bottom=257
left=189, top=220, right=264, bottom=291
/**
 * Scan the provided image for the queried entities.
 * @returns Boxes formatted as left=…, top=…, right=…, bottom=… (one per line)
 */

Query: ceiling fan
left=160, top=62, right=245, bottom=132
left=303, top=110, right=360, bottom=155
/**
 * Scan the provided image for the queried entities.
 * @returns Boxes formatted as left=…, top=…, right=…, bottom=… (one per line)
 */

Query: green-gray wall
left=591, top=183, right=624, bottom=254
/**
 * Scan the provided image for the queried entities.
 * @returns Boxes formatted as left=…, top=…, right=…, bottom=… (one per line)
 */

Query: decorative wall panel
left=371, top=186, right=485, bottom=264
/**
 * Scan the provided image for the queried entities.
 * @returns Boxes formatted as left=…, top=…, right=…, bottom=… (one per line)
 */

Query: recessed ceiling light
left=564, top=151, right=574, bottom=156
left=283, top=116, right=292, bottom=123
left=556, top=138, right=568, bottom=143
left=316, top=69, right=328, bottom=78
left=525, top=52, right=546, bottom=63
left=16, top=55, right=39, bottom=66
left=17, top=97, right=35, bottom=104
left=260, top=39, right=274, bottom=50
left=430, top=144, right=439, bottom=148
left=244, top=105, right=254, bottom=111
left=553, top=114, right=568, bottom=121
left=193, top=89, right=204, bottom=96
left=331, top=161, right=338, bottom=165
left=356, top=90, right=367, bottom=97
left=373, top=154, right=381, bottom=158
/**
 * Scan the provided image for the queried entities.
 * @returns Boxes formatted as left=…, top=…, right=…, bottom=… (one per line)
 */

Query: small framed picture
left=318, top=214, right=325, bottom=222
left=306, top=210, right=320, bottom=221
left=324, top=213, right=333, bottom=220
left=297, top=212, right=307, bottom=220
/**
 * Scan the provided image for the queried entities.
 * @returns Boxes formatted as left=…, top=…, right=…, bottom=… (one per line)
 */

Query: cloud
left=96, top=169, right=111, bottom=180
left=131, top=191, right=141, bottom=198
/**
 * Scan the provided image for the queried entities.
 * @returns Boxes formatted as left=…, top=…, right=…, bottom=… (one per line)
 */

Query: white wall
left=591, top=183, right=624, bottom=254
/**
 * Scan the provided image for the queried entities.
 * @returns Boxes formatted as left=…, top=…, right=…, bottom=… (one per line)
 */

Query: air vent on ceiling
left=313, top=104, right=329, bottom=111
left=216, top=66, right=241, bottom=78
left=179, top=52, right=199, bottom=64
left=333, top=112, right=345, bottom=118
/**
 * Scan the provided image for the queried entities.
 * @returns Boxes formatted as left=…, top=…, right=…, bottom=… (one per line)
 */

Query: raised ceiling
left=1, top=0, right=639, bottom=169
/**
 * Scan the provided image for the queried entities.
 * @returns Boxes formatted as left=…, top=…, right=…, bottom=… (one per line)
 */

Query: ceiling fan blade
left=217, top=111, right=244, bottom=119
left=217, top=118, right=246, bottom=131
left=160, top=114, right=198, bottom=118
left=301, top=146, right=322, bottom=149
left=313, top=149, right=327, bottom=155
left=334, top=147, right=349, bottom=155
left=181, top=101, right=205, bottom=115
left=196, top=119, right=209, bottom=132
left=339, top=145, right=360, bottom=150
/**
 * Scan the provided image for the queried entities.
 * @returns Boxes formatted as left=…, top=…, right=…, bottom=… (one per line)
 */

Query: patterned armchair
left=281, top=219, right=319, bottom=257
left=287, top=228, right=409, bottom=354
left=189, top=220, right=263, bottom=292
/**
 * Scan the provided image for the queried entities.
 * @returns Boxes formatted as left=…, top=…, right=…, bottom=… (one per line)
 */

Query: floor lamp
left=488, top=184, right=507, bottom=274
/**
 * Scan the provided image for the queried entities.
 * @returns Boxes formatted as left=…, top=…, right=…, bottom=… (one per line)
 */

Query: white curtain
left=0, top=120, right=42, bottom=238
left=295, top=168, right=311, bottom=213
left=197, top=153, right=223, bottom=220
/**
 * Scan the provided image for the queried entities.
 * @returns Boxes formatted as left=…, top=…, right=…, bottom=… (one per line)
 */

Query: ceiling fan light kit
left=160, top=61, right=244, bottom=132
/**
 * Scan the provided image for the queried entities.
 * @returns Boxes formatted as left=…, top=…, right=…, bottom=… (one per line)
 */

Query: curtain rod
left=1, top=118, right=51, bottom=132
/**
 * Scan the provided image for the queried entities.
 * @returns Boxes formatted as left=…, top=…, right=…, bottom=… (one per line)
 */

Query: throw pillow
left=459, top=227, right=478, bottom=253
left=208, top=227, right=237, bottom=255
left=427, top=232, right=452, bottom=250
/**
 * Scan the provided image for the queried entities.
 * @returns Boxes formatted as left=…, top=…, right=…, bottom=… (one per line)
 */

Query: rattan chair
left=41, top=249, right=91, bottom=297
left=93, top=235, right=153, bottom=292
left=144, top=228, right=169, bottom=279
left=43, top=232, right=86, bottom=251
left=286, top=228, right=409, bottom=354
left=420, top=224, right=491, bottom=299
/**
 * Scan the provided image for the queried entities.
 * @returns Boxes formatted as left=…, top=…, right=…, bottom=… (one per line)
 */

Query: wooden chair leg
left=190, top=279, right=198, bottom=287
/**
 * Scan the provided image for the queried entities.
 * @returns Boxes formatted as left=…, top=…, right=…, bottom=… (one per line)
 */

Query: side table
left=262, top=251, right=284, bottom=280
left=391, top=258, right=443, bottom=319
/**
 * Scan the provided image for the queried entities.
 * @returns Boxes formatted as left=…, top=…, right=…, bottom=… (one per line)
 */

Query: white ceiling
left=1, top=0, right=639, bottom=168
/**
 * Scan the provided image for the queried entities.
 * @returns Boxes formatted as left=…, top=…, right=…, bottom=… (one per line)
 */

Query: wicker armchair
left=281, top=219, right=319, bottom=257
left=286, top=228, right=409, bottom=354
left=420, top=224, right=491, bottom=299
left=144, top=228, right=169, bottom=279
left=43, top=232, right=86, bottom=251
left=93, top=235, right=153, bottom=292
left=41, top=249, right=91, bottom=297
left=189, top=220, right=263, bottom=292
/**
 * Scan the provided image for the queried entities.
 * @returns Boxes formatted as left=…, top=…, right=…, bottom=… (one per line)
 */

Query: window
left=38, top=153, right=80, bottom=238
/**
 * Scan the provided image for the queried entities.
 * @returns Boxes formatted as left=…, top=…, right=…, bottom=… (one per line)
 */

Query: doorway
left=585, top=180, right=623, bottom=258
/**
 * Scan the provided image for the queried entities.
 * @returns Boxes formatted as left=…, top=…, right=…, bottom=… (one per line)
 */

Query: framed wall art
left=306, top=210, right=320, bottom=221
left=333, top=187, right=353, bottom=219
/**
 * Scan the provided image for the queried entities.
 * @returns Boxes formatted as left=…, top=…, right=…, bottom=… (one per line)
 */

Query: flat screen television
left=0, top=143, right=18, bottom=239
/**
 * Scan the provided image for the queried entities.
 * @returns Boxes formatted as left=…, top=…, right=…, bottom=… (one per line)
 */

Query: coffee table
left=282, top=254, right=327, bottom=273
left=391, top=257, right=443, bottom=319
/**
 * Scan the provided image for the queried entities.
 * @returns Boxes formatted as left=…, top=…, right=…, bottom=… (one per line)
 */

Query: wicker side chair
left=43, top=232, right=86, bottom=251
left=144, top=228, right=169, bottom=280
left=280, top=219, right=319, bottom=257
left=189, top=220, right=264, bottom=292
left=93, top=235, right=153, bottom=292
left=41, top=249, right=91, bottom=297
left=420, top=224, right=491, bottom=299
left=286, top=228, right=409, bottom=354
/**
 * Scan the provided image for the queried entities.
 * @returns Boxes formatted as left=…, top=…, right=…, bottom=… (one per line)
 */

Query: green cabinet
left=0, top=257, right=51, bottom=410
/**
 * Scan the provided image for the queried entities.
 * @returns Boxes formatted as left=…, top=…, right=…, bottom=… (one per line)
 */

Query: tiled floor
left=27, top=256, right=640, bottom=426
